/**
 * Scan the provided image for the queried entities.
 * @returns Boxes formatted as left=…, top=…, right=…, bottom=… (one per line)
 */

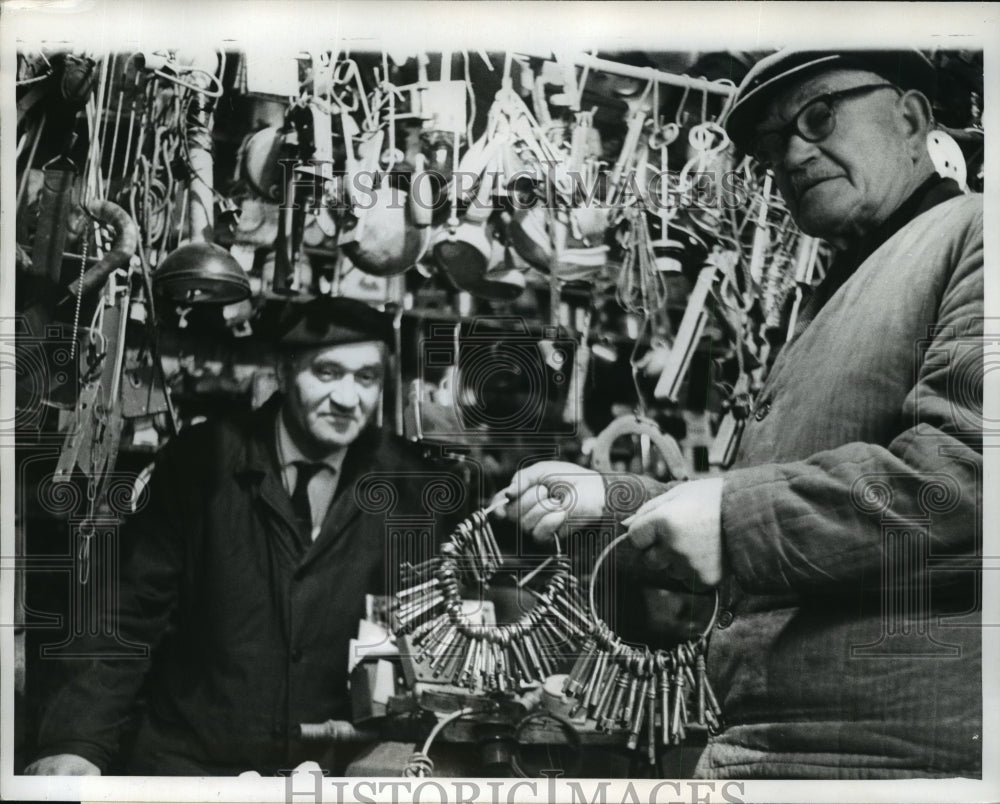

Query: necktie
left=290, top=461, right=323, bottom=543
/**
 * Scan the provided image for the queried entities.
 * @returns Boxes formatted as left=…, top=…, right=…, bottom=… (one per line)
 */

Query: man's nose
left=328, top=377, right=360, bottom=408
left=780, top=131, right=818, bottom=170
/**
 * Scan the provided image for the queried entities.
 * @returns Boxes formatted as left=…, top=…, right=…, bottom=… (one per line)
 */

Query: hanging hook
left=674, top=84, right=691, bottom=126
left=652, top=78, right=660, bottom=130
left=636, top=78, right=654, bottom=111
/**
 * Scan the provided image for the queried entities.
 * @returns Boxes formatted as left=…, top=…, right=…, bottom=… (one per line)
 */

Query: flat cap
left=723, top=48, right=937, bottom=152
left=263, top=295, right=393, bottom=349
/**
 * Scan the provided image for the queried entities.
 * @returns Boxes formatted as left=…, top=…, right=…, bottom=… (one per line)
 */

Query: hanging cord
left=464, top=51, right=476, bottom=145
left=616, top=207, right=670, bottom=323
left=149, top=49, right=226, bottom=98
left=83, top=56, right=110, bottom=203
left=510, top=710, right=583, bottom=778
left=628, top=313, right=656, bottom=419
left=403, top=707, right=481, bottom=777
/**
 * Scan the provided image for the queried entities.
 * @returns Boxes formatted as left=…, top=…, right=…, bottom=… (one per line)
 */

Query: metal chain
left=69, top=233, right=89, bottom=361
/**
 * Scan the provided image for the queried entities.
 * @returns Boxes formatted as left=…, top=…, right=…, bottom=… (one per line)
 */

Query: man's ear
left=898, top=90, right=934, bottom=158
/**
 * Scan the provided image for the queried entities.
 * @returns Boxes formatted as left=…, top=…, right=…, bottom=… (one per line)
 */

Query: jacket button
left=753, top=400, right=771, bottom=421
left=291, top=648, right=303, bottom=662
left=716, top=609, right=734, bottom=629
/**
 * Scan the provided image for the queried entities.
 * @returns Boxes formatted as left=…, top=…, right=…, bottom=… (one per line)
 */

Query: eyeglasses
left=751, top=83, right=900, bottom=167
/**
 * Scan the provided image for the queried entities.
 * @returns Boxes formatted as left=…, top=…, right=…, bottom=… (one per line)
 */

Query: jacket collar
left=788, top=175, right=963, bottom=344
left=820, top=175, right=963, bottom=304
left=836, top=174, right=963, bottom=276
left=236, top=393, right=285, bottom=477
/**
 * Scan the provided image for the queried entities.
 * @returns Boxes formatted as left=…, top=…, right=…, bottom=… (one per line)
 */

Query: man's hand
left=623, top=476, right=726, bottom=588
left=492, top=461, right=606, bottom=541
left=23, top=754, right=101, bottom=775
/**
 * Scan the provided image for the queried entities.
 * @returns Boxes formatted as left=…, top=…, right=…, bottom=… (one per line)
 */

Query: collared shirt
left=275, top=414, right=347, bottom=540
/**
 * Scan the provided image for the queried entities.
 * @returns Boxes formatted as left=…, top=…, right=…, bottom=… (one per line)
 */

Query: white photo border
left=2, top=1, right=997, bottom=802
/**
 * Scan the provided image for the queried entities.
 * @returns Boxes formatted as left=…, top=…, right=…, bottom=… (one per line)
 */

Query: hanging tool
left=652, top=255, right=723, bottom=403
left=30, top=155, right=79, bottom=286
left=61, top=200, right=139, bottom=303
left=271, top=121, right=303, bottom=294
left=54, top=203, right=139, bottom=489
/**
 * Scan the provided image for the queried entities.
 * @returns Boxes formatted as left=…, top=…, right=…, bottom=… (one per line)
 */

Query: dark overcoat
left=37, top=395, right=466, bottom=774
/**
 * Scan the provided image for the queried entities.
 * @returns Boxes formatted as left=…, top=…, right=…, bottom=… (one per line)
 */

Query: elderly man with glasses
left=499, top=49, right=983, bottom=779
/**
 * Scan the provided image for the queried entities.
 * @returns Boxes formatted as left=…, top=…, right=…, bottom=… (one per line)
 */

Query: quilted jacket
left=695, top=190, right=983, bottom=778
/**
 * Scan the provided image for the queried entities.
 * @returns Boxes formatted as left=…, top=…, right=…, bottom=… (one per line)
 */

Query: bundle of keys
left=560, top=534, right=724, bottom=764
left=393, top=506, right=591, bottom=695
left=396, top=508, right=502, bottom=594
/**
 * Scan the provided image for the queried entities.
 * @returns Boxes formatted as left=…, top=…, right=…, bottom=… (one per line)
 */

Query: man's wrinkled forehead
left=758, top=68, right=889, bottom=130
left=282, top=339, right=387, bottom=372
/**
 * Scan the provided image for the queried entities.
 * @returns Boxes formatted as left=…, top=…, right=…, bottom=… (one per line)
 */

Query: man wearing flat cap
left=27, top=296, right=462, bottom=776
left=501, top=48, right=982, bottom=778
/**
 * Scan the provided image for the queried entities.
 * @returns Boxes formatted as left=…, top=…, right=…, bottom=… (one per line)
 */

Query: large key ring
left=566, top=530, right=724, bottom=752
left=392, top=506, right=588, bottom=690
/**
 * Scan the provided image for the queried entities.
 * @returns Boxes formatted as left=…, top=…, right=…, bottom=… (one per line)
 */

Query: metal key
left=428, top=626, right=460, bottom=674
left=658, top=654, right=671, bottom=746
left=521, top=631, right=546, bottom=681
left=671, top=665, right=686, bottom=743
left=395, top=591, right=444, bottom=631
left=621, top=663, right=642, bottom=726
left=569, top=647, right=603, bottom=716
left=581, top=649, right=608, bottom=707
left=696, top=651, right=707, bottom=725
left=439, top=633, right=468, bottom=684
left=601, top=670, right=630, bottom=731
left=410, top=611, right=449, bottom=644
left=592, top=661, right=621, bottom=725
left=508, top=638, right=533, bottom=684
left=645, top=671, right=658, bottom=765
left=417, top=622, right=454, bottom=661
left=626, top=675, right=649, bottom=750
left=564, top=636, right=598, bottom=696
left=397, top=576, right=439, bottom=599
left=456, top=636, right=477, bottom=686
